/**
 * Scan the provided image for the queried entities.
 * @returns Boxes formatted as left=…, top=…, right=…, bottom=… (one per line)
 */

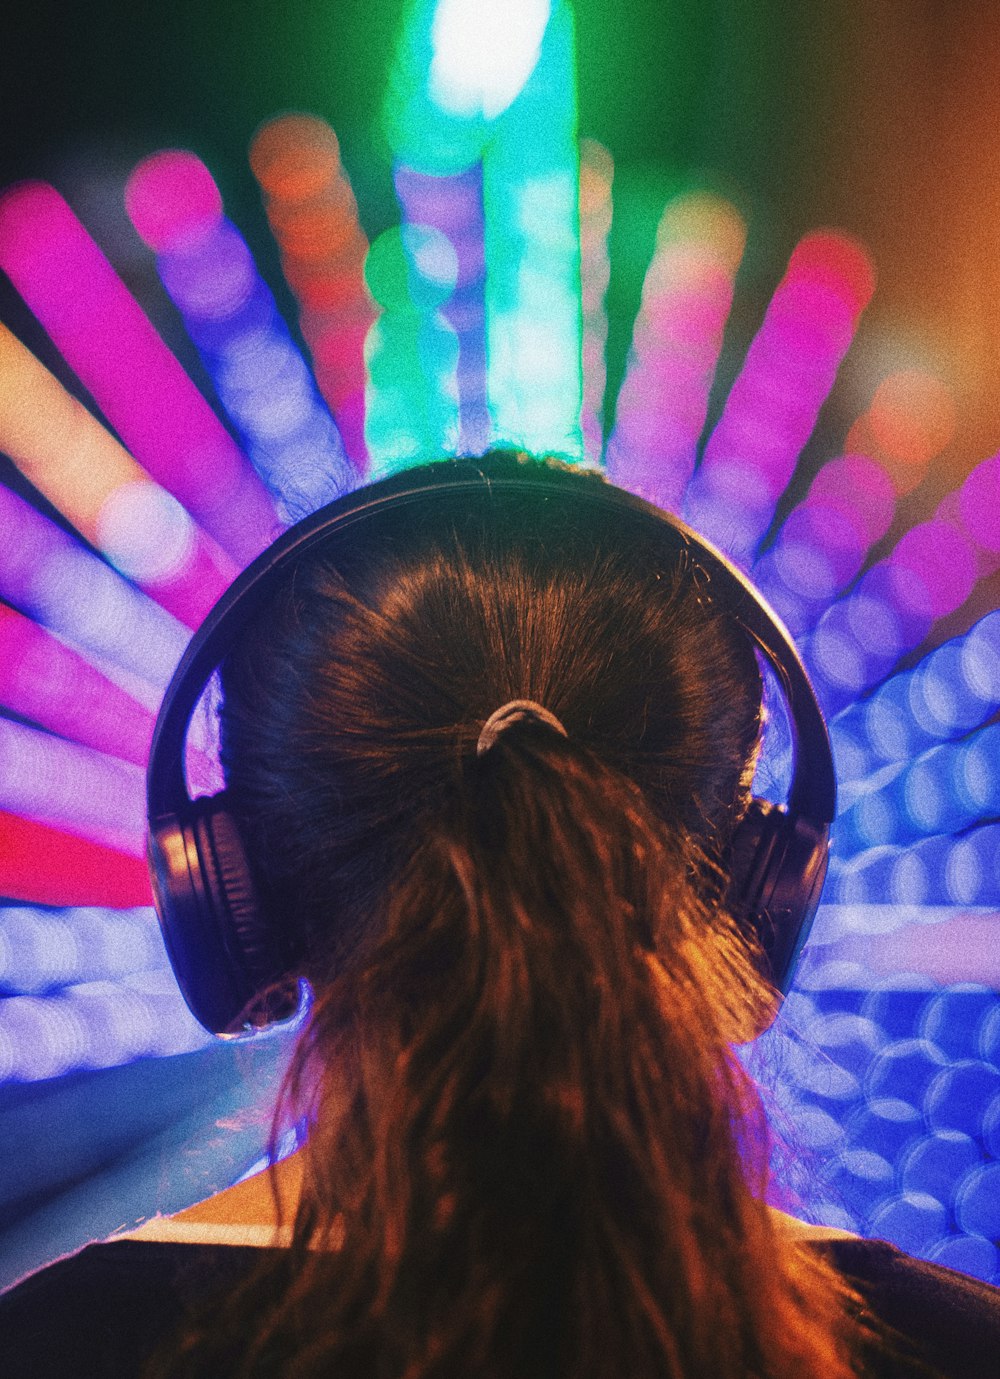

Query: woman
left=3, top=453, right=999, bottom=1376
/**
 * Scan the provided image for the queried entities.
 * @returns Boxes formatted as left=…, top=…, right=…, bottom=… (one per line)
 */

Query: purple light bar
left=753, top=454, right=896, bottom=637
left=0, top=605, right=155, bottom=766
left=0, top=482, right=189, bottom=690
left=683, top=231, right=876, bottom=563
left=0, top=181, right=281, bottom=566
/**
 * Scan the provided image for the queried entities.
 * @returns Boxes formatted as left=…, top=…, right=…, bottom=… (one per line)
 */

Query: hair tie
left=476, top=700, right=568, bottom=757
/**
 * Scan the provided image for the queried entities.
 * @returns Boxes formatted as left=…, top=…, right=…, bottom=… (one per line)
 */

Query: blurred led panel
left=683, top=231, right=876, bottom=563
left=0, top=482, right=189, bottom=690
left=0, top=182, right=279, bottom=565
left=250, top=116, right=375, bottom=472
left=607, top=191, right=746, bottom=510
left=0, top=813, right=152, bottom=908
left=0, top=322, right=234, bottom=626
left=126, top=151, right=353, bottom=522
left=0, top=605, right=154, bottom=766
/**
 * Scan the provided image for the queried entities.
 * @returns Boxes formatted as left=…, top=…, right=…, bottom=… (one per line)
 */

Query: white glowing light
left=429, top=0, right=551, bottom=119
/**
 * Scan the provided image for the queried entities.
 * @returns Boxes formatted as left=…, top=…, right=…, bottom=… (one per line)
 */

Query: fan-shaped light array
left=126, top=151, right=353, bottom=523
left=0, top=6, right=998, bottom=1286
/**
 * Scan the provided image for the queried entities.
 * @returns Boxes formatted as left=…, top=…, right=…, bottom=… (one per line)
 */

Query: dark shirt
left=2, top=1236, right=999, bottom=1377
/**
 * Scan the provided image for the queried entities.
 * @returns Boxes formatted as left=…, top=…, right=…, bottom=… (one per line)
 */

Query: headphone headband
left=147, top=456, right=836, bottom=1032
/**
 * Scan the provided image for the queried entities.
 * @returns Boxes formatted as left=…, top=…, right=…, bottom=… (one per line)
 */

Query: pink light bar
left=0, top=182, right=280, bottom=566
left=0, top=481, right=189, bottom=690
left=124, top=150, right=223, bottom=253
left=608, top=192, right=746, bottom=511
left=0, top=812, right=152, bottom=908
left=684, top=230, right=876, bottom=562
left=0, top=323, right=236, bottom=627
left=0, top=719, right=146, bottom=857
left=0, top=605, right=154, bottom=766
left=844, top=369, right=956, bottom=496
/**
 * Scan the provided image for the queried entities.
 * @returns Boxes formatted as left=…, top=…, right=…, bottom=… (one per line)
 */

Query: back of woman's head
left=197, top=455, right=866, bottom=1379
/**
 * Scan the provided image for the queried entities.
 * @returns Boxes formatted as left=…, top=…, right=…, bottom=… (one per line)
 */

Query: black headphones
left=147, top=457, right=836, bottom=1035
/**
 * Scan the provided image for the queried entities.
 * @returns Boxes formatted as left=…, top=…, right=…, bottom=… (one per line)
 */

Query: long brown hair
left=170, top=455, right=868, bottom=1377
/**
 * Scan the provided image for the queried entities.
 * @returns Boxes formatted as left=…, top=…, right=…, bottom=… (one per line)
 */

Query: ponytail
left=164, top=506, right=877, bottom=1378
left=174, top=723, right=866, bottom=1379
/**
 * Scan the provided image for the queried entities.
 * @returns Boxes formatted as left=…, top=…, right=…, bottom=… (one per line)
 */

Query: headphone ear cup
left=726, top=797, right=830, bottom=993
left=149, top=796, right=292, bottom=1035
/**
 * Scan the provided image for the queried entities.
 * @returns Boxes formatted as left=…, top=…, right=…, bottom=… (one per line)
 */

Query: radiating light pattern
left=394, top=162, right=490, bottom=453
left=0, top=812, right=152, bottom=909
left=830, top=610, right=1000, bottom=784
left=363, top=225, right=460, bottom=473
left=0, top=483, right=189, bottom=690
left=577, top=139, right=613, bottom=465
left=834, top=722, right=1000, bottom=854
left=806, top=490, right=994, bottom=715
left=481, top=1, right=582, bottom=456
left=752, top=454, right=896, bottom=637
left=249, top=116, right=375, bottom=471
left=607, top=191, right=746, bottom=510
left=683, top=231, right=876, bottom=562
left=0, top=906, right=165, bottom=995
left=828, top=824, right=1000, bottom=907
left=126, top=151, right=352, bottom=522
left=0, top=975, right=209, bottom=1083
left=844, top=369, right=956, bottom=496
left=429, top=0, right=551, bottom=119
left=0, top=182, right=279, bottom=565
left=0, top=605, right=155, bottom=766
left=0, top=719, right=146, bottom=856
left=0, top=323, right=235, bottom=626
